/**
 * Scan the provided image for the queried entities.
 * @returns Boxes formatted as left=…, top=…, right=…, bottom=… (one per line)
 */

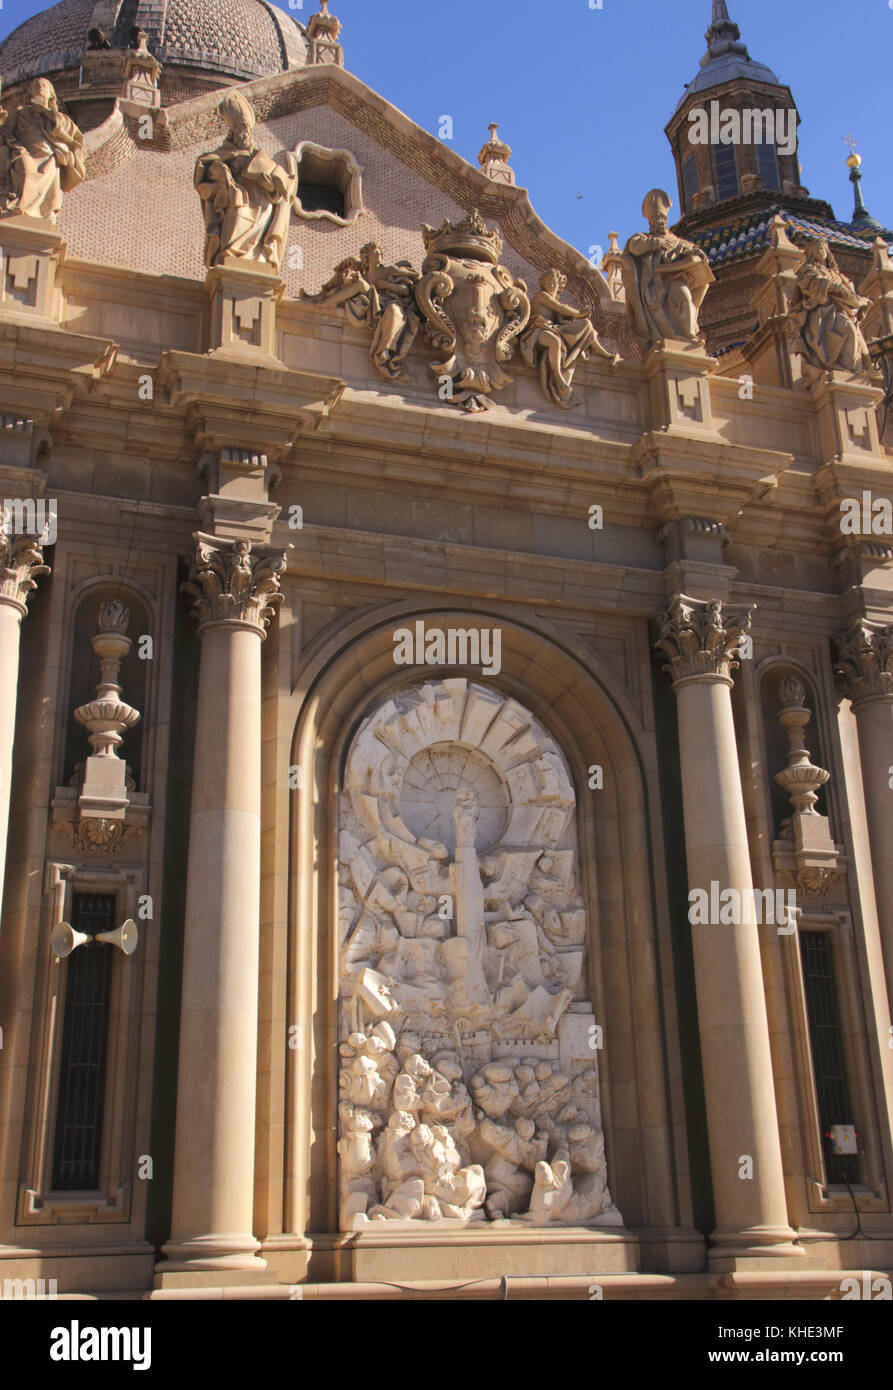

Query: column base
left=157, top=1233, right=267, bottom=1275
left=707, top=1224, right=813, bottom=1273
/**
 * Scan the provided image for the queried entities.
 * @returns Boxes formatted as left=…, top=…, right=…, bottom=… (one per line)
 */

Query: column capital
left=654, top=594, right=752, bottom=688
left=0, top=526, right=49, bottom=616
left=835, top=620, right=893, bottom=705
left=183, top=534, right=286, bottom=635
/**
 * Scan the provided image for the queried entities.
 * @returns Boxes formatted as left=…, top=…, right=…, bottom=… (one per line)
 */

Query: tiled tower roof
left=0, top=0, right=307, bottom=88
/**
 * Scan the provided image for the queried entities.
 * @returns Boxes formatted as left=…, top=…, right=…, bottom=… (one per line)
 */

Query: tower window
left=682, top=154, right=698, bottom=211
left=756, top=141, right=780, bottom=191
left=712, top=143, right=739, bottom=200
left=799, top=931, right=860, bottom=1185
left=51, top=894, right=115, bottom=1191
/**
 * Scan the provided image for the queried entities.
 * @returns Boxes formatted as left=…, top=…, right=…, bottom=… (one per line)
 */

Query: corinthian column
left=0, top=522, right=49, bottom=924
left=836, top=622, right=893, bottom=1008
left=159, top=536, right=285, bottom=1276
left=655, top=596, right=799, bottom=1270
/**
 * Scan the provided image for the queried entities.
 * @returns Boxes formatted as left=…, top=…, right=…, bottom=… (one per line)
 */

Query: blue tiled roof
left=690, top=205, right=892, bottom=267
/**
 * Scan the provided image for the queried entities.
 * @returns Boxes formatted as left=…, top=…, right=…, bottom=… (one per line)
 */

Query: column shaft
left=160, top=536, right=284, bottom=1275
left=0, top=602, right=24, bottom=920
left=657, top=596, right=799, bottom=1270
left=675, top=676, right=795, bottom=1260
left=852, top=696, right=893, bottom=1008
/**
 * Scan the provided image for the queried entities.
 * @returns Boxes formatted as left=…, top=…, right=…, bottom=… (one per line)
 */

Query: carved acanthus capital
left=654, top=596, right=752, bottom=686
left=184, top=536, right=286, bottom=634
left=0, top=521, right=49, bottom=614
left=835, top=621, right=893, bottom=703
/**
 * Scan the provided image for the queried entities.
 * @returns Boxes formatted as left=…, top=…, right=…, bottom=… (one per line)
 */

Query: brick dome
left=0, top=0, right=307, bottom=88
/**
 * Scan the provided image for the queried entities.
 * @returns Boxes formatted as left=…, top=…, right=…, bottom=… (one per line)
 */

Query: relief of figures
left=195, top=92, right=296, bottom=273
left=336, top=678, right=621, bottom=1230
left=304, top=210, right=616, bottom=410
left=0, top=78, right=86, bottom=222
left=622, top=187, right=714, bottom=345
left=787, top=236, right=872, bottom=375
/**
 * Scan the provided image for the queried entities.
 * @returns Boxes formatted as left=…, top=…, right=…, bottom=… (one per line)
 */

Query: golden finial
left=844, top=132, right=861, bottom=170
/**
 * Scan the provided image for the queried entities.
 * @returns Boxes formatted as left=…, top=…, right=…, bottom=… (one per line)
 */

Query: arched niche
left=279, top=604, right=685, bottom=1253
left=61, top=581, right=152, bottom=792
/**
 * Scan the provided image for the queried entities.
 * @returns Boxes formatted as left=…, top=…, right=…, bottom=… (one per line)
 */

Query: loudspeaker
left=95, top=918, right=138, bottom=956
left=50, top=921, right=92, bottom=959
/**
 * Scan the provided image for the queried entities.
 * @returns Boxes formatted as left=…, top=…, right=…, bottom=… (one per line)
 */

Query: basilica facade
left=0, top=0, right=891, bottom=1301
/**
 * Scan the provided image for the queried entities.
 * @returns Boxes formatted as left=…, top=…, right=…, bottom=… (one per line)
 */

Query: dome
left=0, top=0, right=307, bottom=89
left=672, top=1, right=783, bottom=115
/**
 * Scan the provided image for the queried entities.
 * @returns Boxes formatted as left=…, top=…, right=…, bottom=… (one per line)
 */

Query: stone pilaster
left=0, top=523, right=49, bottom=925
left=835, top=621, right=893, bottom=1009
left=157, top=535, right=285, bottom=1280
left=655, top=596, right=801, bottom=1271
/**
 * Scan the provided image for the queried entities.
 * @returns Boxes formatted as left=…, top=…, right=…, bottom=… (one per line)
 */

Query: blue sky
left=1, top=0, right=890, bottom=258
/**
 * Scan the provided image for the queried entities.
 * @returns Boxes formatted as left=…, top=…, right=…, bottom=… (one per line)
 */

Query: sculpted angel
left=301, top=241, right=420, bottom=382
left=788, top=237, right=872, bottom=374
left=195, top=92, right=296, bottom=273
left=520, top=269, right=616, bottom=406
left=1, top=79, right=86, bottom=222
left=622, top=188, right=714, bottom=345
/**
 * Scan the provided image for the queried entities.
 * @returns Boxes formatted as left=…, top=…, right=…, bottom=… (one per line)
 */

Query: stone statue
left=520, top=269, right=616, bottom=405
left=194, top=92, right=296, bottom=273
left=788, top=237, right=872, bottom=374
left=301, top=241, right=421, bottom=383
left=0, top=79, right=86, bottom=222
left=621, top=188, right=714, bottom=345
left=335, top=679, right=621, bottom=1230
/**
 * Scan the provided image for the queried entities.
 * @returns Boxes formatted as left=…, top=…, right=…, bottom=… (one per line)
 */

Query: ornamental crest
left=416, top=210, right=530, bottom=412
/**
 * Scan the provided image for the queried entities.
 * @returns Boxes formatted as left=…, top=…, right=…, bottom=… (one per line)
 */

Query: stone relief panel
left=337, top=677, right=621, bottom=1230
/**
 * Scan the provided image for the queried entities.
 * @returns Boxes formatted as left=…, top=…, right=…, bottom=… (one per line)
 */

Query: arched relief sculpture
left=304, top=210, right=616, bottom=410
left=337, top=678, right=621, bottom=1230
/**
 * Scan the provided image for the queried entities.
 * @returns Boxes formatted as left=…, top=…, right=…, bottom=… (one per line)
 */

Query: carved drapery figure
left=519, top=269, right=616, bottom=406
left=787, top=237, right=872, bottom=374
left=621, top=188, right=713, bottom=345
left=301, top=241, right=420, bottom=382
left=335, top=679, right=621, bottom=1230
left=0, top=79, right=86, bottom=222
left=194, top=92, right=296, bottom=273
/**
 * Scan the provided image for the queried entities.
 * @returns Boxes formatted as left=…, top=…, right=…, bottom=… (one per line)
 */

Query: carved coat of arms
left=416, top=210, right=530, bottom=412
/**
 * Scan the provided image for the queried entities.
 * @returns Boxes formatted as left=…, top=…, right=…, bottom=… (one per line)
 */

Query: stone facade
left=0, top=1, right=891, bottom=1304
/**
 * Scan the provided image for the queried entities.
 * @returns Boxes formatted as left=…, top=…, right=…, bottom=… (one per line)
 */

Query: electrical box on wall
left=827, top=1125, right=859, bottom=1155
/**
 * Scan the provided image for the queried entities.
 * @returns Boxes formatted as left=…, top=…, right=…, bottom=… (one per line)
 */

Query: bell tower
left=665, top=1, right=808, bottom=217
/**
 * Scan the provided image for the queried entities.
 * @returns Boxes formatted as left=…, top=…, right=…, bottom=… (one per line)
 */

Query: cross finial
left=843, top=132, right=858, bottom=157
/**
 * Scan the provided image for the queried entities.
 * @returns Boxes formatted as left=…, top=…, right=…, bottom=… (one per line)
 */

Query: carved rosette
left=835, top=622, right=893, bottom=704
left=183, top=537, right=286, bottom=634
left=0, top=522, right=50, bottom=615
left=654, top=596, right=752, bottom=686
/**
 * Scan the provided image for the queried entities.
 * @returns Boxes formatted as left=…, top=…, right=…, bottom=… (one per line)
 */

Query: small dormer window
left=292, top=142, right=364, bottom=226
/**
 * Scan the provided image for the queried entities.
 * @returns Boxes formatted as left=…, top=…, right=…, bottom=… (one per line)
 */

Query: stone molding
left=835, top=621, right=893, bottom=704
left=183, top=534, right=286, bottom=634
left=654, top=595, right=752, bottom=687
